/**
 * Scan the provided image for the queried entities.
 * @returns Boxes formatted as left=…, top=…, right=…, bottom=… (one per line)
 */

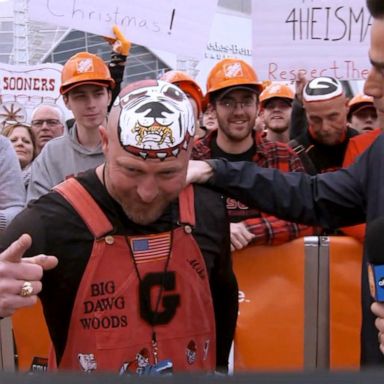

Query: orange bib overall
left=54, top=178, right=216, bottom=374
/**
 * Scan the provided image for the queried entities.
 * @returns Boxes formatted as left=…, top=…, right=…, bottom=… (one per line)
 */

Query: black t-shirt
left=0, top=169, right=238, bottom=370
left=210, top=137, right=260, bottom=222
left=210, top=136, right=256, bottom=162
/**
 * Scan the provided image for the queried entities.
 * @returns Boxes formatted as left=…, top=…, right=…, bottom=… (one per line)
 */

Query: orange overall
left=53, top=178, right=216, bottom=374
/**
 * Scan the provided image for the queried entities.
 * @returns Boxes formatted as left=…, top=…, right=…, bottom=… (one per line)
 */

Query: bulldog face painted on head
left=113, top=80, right=195, bottom=160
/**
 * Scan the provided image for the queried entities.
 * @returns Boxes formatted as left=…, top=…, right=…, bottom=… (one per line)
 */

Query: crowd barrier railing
left=232, top=236, right=362, bottom=371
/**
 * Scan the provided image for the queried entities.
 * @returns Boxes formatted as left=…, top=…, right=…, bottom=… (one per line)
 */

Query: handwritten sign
left=0, top=63, right=71, bottom=123
left=252, top=0, right=372, bottom=81
left=28, top=0, right=218, bottom=59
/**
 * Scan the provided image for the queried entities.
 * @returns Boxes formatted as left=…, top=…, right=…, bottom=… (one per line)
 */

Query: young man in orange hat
left=259, top=83, right=294, bottom=143
left=192, top=58, right=314, bottom=251
left=26, top=51, right=115, bottom=202
left=27, top=26, right=130, bottom=203
left=347, top=94, right=378, bottom=134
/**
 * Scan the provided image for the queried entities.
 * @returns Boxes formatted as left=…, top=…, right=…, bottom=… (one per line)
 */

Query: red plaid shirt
left=192, top=130, right=315, bottom=245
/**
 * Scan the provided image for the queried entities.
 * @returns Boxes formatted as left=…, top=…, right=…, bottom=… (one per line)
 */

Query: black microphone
left=366, top=217, right=384, bottom=302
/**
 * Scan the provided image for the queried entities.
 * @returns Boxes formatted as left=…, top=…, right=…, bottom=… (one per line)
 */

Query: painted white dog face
left=78, top=353, right=97, bottom=372
left=113, top=80, right=195, bottom=160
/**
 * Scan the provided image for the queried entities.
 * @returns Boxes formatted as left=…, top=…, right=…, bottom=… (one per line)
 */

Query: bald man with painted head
left=0, top=79, right=237, bottom=374
left=290, top=76, right=359, bottom=174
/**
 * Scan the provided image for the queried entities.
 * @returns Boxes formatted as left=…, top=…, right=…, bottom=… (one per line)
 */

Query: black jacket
left=207, top=133, right=384, bottom=366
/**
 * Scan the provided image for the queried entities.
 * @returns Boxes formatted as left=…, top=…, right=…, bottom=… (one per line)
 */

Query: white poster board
left=28, top=0, right=218, bottom=59
left=252, top=0, right=372, bottom=81
left=195, top=13, right=252, bottom=92
left=0, top=63, right=71, bottom=124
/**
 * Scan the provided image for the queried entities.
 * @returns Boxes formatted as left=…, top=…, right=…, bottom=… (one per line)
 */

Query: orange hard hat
left=160, top=70, right=205, bottom=115
left=261, top=79, right=272, bottom=90
left=60, top=52, right=115, bottom=95
left=347, top=93, right=375, bottom=120
left=259, top=83, right=294, bottom=107
left=206, top=58, right=263, bottom=101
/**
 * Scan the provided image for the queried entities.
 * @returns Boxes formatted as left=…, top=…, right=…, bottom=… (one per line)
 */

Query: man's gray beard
left=120, top=201, right=167, bottom=226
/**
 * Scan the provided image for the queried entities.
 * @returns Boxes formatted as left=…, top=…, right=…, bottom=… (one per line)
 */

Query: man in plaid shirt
left=192, top=58, right=314, bottom=251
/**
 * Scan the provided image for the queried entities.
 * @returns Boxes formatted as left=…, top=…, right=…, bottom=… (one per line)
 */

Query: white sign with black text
left=252, top=0, right=372, bottom=81
left=28, top=0, right=218, bottom=59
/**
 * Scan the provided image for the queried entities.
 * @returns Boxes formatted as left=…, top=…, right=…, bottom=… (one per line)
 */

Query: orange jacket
left=341, top=129, right=382, bottom=242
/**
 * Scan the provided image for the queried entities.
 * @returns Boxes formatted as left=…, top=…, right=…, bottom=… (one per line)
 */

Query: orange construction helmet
left=60, top=52, right=115, bottom=95
left=347, top=93, right=375, bottom=120
left=206, top=58, right=263, bottom=101
left=259, top=83, right=294, bottom=107
left=160, top=70, right=204, bottom=115
left=261, top=79, right=272, bottom=90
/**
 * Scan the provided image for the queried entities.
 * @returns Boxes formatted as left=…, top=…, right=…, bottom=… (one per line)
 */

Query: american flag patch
left=130, top=233, right=171, bottom=263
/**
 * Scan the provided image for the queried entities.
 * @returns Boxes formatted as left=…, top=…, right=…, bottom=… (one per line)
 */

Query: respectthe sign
left=0, top=63, right=70, bottom=124
left=252, top=0, right=372, bottom=81
left=28, top=0, right=218, bottom=59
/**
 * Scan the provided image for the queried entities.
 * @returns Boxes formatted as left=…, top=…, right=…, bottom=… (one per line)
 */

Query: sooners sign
left=0, top=63, right=69, bottom=124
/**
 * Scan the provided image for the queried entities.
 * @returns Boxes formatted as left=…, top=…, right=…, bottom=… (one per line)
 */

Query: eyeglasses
left=31, top=119, right=61, bottom=127
left=217, top=99, right=256, bottom=111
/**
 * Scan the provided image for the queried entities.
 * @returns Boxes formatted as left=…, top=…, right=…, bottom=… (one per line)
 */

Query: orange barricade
left=232, top=236, right=363, bottom=371
left=329, top=236, right=362, bottom=369
left=12, top=299, right=51, bottom=371
left=233, top=237, right=306, bottom=371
